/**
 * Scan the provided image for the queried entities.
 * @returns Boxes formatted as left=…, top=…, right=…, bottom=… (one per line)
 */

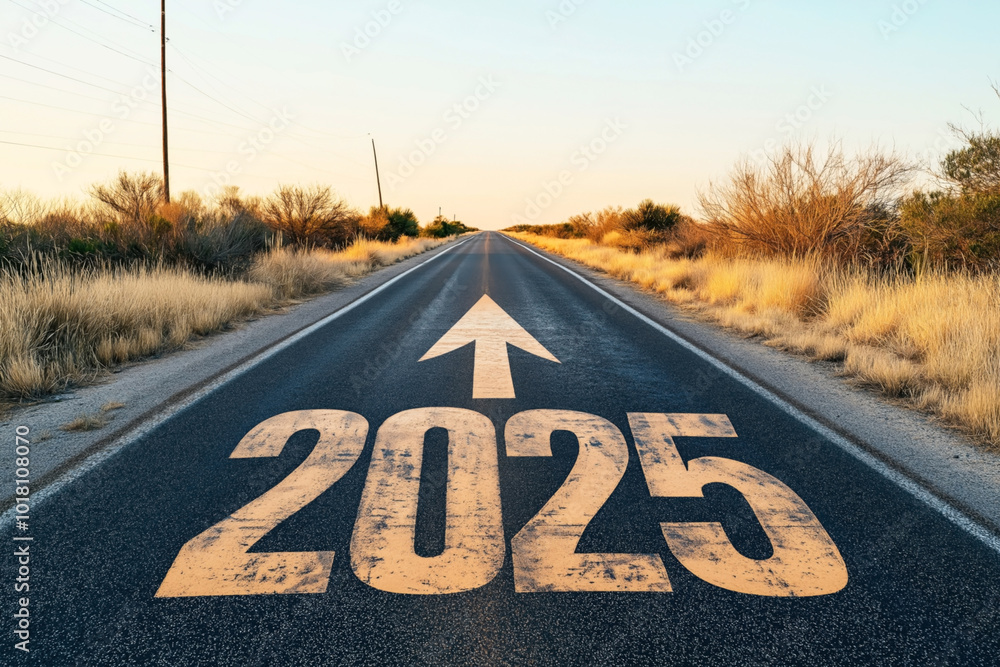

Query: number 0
left=350, top=408, right=505, bottom=595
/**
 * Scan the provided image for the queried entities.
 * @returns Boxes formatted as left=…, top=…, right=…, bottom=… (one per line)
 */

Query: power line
left=166, top=42, right=370, bottom=142
left=163, top=65, right=372, bottom=170
left=0, top=53, right=131, bottom=97
left=169, top=72, right=263, bottom=125
left=0, top=62, right=276, bottom=132
left=0, top=94, right=249, bottom=137
left=78, top=0, right=155, bottom=31
left=0, top=129, right=256, bottom=156
left=7, top=0, right=154, bottom=65
left=91, top=0, right=154, bottom=27
left=167, top=44, right=276, bottom=116
left=0, top=45, right=141, bottom=89
left=0, top=139, right=215, bottom=172
left=0, top=72, right=116, bottom=104
left=163, top=60, right=370, bottom=166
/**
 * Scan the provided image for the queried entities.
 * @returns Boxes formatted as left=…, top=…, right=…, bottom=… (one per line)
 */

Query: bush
left=386, top=207, right=420, bottom=240
left=661, top=218, right=715, bottom=258
left=698, top=142, right=914, bottom=261
left=504, top=222, right=579, bottom=239
left=355, top=207, right=421, bottom=241
left=504, top=201, right=694, bottom=253
left=900, top=191, right=1000, bottom=270
left=178, top=213, right=269, bottom=273
left=584, top=207, right=626, bottom=242
left=943, top=132, right=1000, bottom=195
left=621, top=199, right=685, bottom=232
left=90, top=171, right=164, bottom=224
left=421, top=215, right=477, bottom=238
left=0, top=178, right=269, bottom=273
left=360, top=207, right=391, bottom=240
left=0, top=177, right=433, bottom=281
left=260, top=185, right=360, bottom=248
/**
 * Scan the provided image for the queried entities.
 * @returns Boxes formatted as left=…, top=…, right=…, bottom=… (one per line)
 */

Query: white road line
left=502, top=234, right=1000, bottom=556
left=1, top=237, right=475, bottom=529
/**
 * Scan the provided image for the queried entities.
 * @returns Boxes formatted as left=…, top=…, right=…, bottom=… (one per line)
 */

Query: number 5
left=628, top=413, right=848, bottom=597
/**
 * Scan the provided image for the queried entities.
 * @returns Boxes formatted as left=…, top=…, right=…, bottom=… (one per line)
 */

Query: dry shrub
left=90, top=171, right=164, bottom=224
left=359, top=207, right=391, bottom=240
left=0, top=189, right=45, bottom=225
left=1, top=177, right=271, bottom=272
left=509, top=201, right=702, bottom=256
left=585, top=206, right=627, bottom=242
left=661, top=218, right=715, bottom=258
left=699, top=142, right=914, bottom=262
left=260, top=185, right=360, bottom=248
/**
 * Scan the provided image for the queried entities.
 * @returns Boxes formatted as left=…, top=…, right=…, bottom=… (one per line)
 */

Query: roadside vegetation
left=506, top=106, right=1000, bottom=447
left=0, top=175, right=473, bottom=413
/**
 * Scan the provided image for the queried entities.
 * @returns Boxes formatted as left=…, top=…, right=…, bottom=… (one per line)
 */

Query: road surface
left=5, top=232, right=1000, bottom=665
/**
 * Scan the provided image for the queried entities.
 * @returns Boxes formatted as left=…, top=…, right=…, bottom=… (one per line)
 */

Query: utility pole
left=161, top=0, right=170, bottom=203
left=371, top=137, right=383, bottom=209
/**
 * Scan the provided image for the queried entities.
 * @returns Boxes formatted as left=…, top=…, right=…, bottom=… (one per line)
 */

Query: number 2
left=505, top=410, right=672, bottom=593
left=156, top=411, right=368, bottom=598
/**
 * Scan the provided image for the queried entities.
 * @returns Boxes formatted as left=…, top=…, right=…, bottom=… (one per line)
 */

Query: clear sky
left=1, top=1, right=998, bottom=229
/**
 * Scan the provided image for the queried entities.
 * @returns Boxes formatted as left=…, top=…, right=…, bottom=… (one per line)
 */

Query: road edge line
left=502, top=234, right=1000, bottom=556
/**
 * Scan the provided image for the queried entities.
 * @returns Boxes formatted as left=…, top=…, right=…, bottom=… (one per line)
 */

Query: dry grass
left=1, top=236, right=450, bottom=411
left=509, top=232, right=1000, bottom=447
left=62, top=413, right=110, bottom=432
left=60, top=401, right=125, bottom=432
left=248, top=237, right=446, bottom=300
left=0, top=261, right=273, bottom=405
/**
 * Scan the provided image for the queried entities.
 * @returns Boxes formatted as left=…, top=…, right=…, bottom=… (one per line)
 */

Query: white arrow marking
left=420, top=295, right=560, bottom=399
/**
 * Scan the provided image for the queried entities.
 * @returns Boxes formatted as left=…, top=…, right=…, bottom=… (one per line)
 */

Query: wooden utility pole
left=371, top=138, right=383, bottom=209
left=161, top=0, right=170, bottom=203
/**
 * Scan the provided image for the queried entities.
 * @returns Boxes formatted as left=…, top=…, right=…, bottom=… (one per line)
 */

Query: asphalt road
left=5, top=232, right=1000, bottom=665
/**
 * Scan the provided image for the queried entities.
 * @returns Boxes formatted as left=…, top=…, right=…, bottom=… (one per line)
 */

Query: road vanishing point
left=4, top=232, right=1000, bottom=665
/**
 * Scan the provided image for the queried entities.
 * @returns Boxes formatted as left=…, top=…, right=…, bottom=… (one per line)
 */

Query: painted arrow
left=420, top=295, right=560, bottom=399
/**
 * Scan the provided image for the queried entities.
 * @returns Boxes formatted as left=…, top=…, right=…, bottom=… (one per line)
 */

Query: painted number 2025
left=155, top=409, right=848, bottom=599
